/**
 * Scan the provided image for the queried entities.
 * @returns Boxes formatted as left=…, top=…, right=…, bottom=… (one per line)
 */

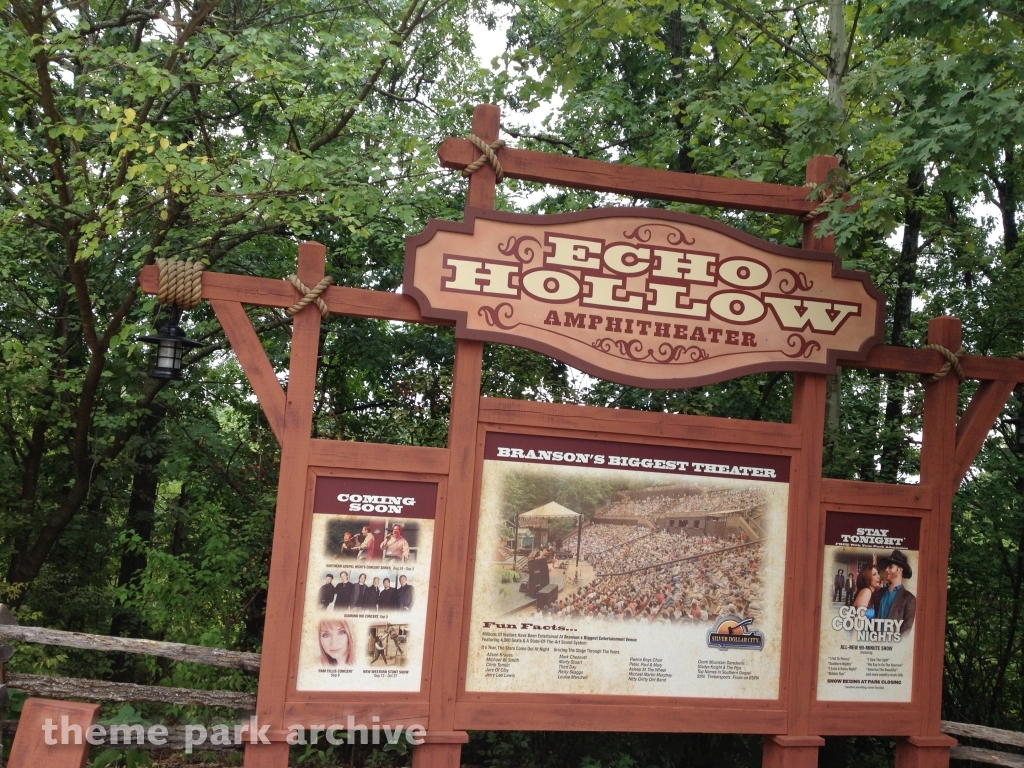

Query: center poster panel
left=464, top=433, right=790, bottom=699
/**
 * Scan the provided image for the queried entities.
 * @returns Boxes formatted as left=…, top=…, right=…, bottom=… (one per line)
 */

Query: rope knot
left=462, top=134, right=505, bottom=181
left=285, top=274, right=334, bottom=318
left=799, top=191, right=837, bottom=223
left=155, top=258, right=205, bottom=310
left=922, top=344, right=966, bottom=384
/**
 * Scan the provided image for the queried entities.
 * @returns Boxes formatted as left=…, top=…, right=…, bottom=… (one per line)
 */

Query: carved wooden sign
left=404, top=208, right=885, bottom=388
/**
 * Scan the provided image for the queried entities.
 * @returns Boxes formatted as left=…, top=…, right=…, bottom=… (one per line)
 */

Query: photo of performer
left=870, top=550, right=917, bottom=633
left=378, top=578, right=398, bottom=609
left=853, top=563, right=880, bottom=616
left=382, top=524, right=411, bottom=562
left=371, top=632, right=388, bottom=665
left=845, top=570, right=856, bottom=606
left=318, top=618, right=355, bottom=666
left=334, top=571, right=354, bottom=609
left=367, top=623, right=410, bottom=667
left=340, top=531, right=360, bottom=558
left=359, top=576, right=380, bottom=609
left=351, top=573, right=368, bottom=607
left=397, top=575, right=413, bottom=609
left=357, top=525, right=379, bottom=560
left=318, top=574, right=335, bottom=609
left=833, top=569, right=844, bottom=602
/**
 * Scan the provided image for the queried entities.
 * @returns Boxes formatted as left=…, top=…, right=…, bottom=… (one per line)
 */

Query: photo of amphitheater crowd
left=487, top=475, right=770, bottom=626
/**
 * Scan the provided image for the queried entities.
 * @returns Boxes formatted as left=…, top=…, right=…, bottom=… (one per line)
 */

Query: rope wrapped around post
left=285, top=274, right=334, bottom=319
left=799, top=192, right=837, bottom=223
left=462, top=134, right=506, bottom=181
left=155, top=258, right=205, bottom=309
left=922, top=344, right=966, bottom=384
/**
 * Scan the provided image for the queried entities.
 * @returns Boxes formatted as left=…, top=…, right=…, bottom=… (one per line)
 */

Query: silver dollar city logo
left=707, top=615, right=765, bottom=650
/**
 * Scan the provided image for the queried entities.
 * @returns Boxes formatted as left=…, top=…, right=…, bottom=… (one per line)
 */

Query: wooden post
left=414, top=103, right=498, bottom=768
left=802, top=156, right=837, bottom=252
left=764, top=373, right=827, bottom=768
left=895, top=317, right=962, bottom=768
left=6, top=698, right=99, bottom=768
left=763, top=735, right=826, bottom=768
left=782, top=159, right=831, bottom=765
left=465, top=104, right=501, bottom=210
left=244, top=243, right=326, bottom=768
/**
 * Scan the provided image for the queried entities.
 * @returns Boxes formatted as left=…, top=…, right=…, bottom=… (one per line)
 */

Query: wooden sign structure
left=138, top=104, right=1024, bottom=768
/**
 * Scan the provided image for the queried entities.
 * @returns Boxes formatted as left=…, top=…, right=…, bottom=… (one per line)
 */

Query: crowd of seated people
left=591, top=488, right=765, bottom=521
left=535, top=540, right=763, bottom=624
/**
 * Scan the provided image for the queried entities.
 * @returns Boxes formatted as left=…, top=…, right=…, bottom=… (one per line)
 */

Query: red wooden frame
left=137, top=104, right=1024, bottom=768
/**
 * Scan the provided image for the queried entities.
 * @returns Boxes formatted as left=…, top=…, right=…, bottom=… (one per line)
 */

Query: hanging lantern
left=140, top=308, right=203, bottom=380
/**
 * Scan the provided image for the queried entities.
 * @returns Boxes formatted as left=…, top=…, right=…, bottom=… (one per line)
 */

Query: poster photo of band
left=464, top=433, right=790, bottom=699
left=816, top=511, right=920, bottom=702
left=295, top=477, right=436, bottom=692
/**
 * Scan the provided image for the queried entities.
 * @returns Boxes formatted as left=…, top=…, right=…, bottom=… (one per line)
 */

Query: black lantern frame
left=140, top=306, right=203, bottom=380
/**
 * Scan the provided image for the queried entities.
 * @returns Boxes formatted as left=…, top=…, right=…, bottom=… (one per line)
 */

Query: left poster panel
left=295, top=477, right=436, bottom=692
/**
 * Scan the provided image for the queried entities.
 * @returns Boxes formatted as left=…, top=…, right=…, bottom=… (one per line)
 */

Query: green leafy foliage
left=0, top=0, right=1022, bottom=764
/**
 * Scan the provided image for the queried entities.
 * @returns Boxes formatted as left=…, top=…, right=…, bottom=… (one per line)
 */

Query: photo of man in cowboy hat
left=870, top=549, right=916, bottom=634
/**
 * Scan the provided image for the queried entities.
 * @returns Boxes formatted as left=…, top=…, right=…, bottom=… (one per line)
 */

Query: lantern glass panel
left=155, top=338, right=183, bottom=372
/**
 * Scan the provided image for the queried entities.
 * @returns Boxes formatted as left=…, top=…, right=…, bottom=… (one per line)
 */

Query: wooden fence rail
left=4, top=615, right=1024, bottom=761
left=0, top=625, right=260, bottom=672
left=5, top=674, right=255, bottom=710
left=942, top=720, right=1024, bottom=767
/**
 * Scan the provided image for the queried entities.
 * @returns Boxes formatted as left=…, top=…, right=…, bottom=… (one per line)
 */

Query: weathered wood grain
left=0, top=625, right=260, bottom=671
left=6, top=674, right=255, bottom=709
left=949, top=746, right=1024, bottom=767
left=942, top=720, right=1024, bottom=749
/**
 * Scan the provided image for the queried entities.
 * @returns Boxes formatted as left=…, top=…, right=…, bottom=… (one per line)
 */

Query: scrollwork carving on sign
left=653, top=343, right=710, bottom=364
left=478, top=303, right=518, bottom=330
left=591, top=338, right=709, bottom=365
left=777, top=268, right=814, bottom=294
left=622, top=222, right=696, bottom=246
left=592, top=337, right=649, bottom=361
left=497, top=235, right=543, bottom=264
left=782, top=333, right=822, bottom=359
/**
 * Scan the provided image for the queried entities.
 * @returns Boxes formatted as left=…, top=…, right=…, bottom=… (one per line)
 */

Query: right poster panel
left=816, top=511, right=920, bottom=702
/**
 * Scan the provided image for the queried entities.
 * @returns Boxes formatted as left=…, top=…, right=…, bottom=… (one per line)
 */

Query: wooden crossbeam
left=140, top=264, right=1024, bottom=383
left=210, top=300, right=287, bottom=442
left=438, top=138, right=818, bottom=216
left=953, top=379, right=1018, bottom=489
left=139, top=265, right=445, bottom=326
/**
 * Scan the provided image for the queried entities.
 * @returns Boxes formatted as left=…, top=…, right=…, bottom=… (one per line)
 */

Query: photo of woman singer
left=318, top=618, right=355, bottom=666
left=853, top=563, right=881, bottom=618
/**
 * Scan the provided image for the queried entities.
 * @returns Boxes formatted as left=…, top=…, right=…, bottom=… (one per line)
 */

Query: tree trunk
left=827, top=0, right=847, bottom=115
left=110, top=406, right=166, bottom=679
left=667, top=9, right=696, bottom=173
left=993, top=146, right=1018, bottom=255
left=878, top=167, right=926, bottom=483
